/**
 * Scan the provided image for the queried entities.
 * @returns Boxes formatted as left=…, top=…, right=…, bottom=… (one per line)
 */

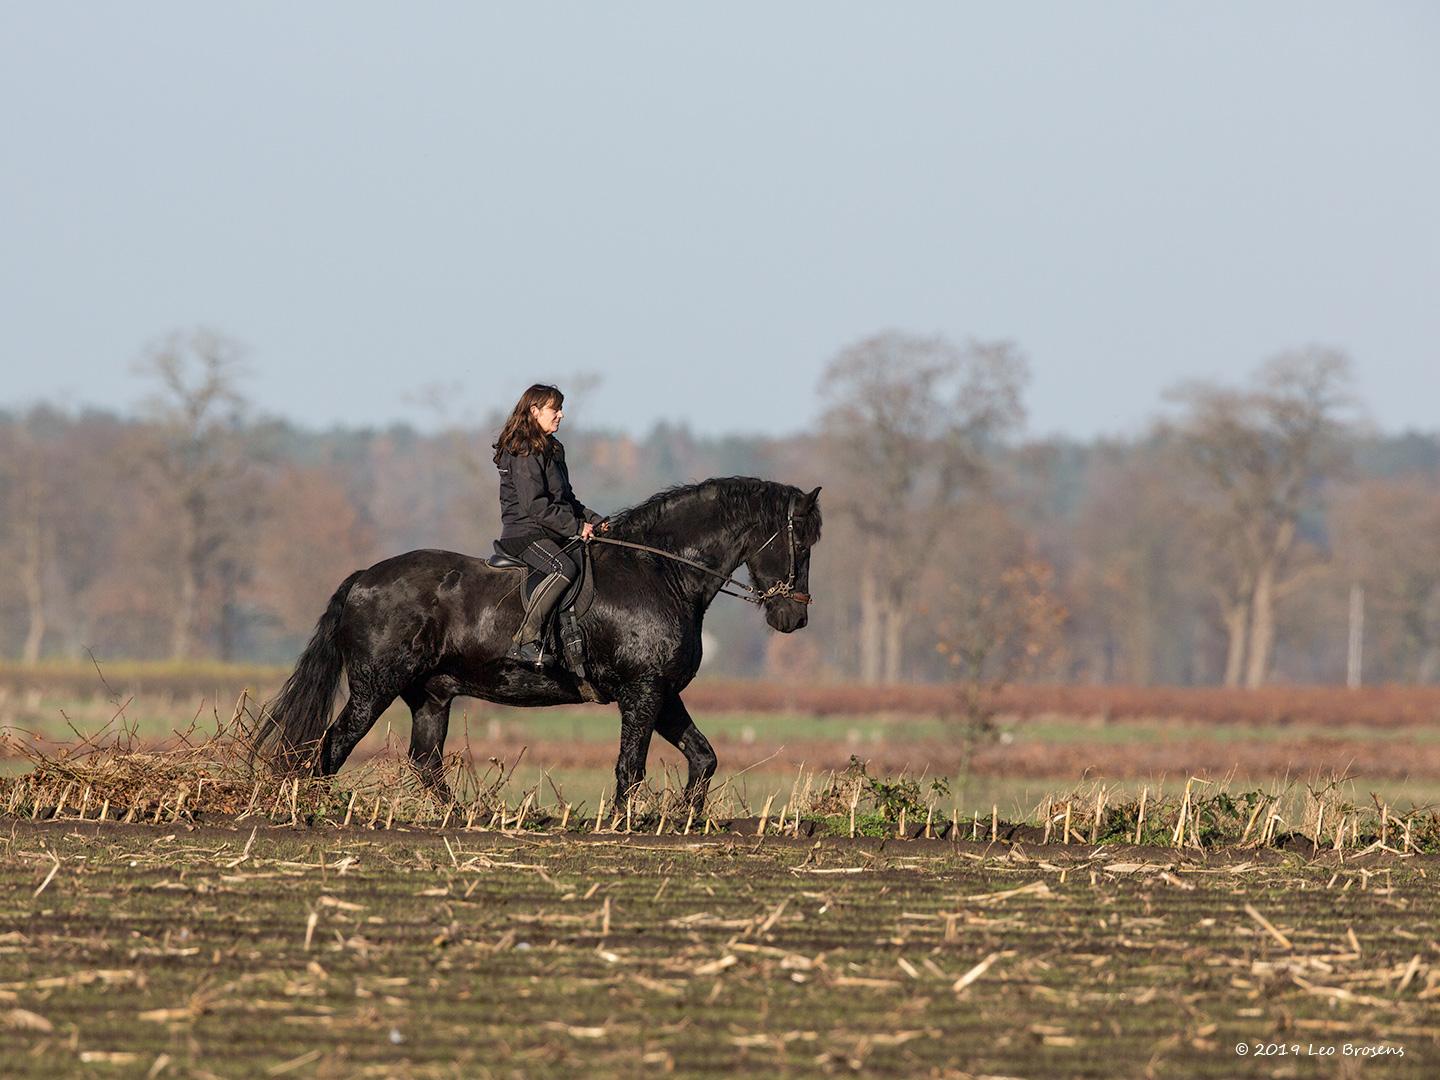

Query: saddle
left=488, top=541, right=593, bottom=676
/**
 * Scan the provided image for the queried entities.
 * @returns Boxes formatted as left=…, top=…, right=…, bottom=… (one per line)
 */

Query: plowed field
left=2, top=821, right=1435, bottom=1078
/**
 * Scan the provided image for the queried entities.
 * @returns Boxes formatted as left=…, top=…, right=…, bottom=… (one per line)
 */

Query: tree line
left=2, top=328, right=1437, bottom=686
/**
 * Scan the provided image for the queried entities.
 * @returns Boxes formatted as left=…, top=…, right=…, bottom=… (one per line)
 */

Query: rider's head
left=493, top=384, right=564, bottom=463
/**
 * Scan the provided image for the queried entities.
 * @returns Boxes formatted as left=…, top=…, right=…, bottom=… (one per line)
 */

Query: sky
left=2, top=3, right=1436, bottom=439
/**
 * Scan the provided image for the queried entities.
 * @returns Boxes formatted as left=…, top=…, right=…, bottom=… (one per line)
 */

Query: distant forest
left=3, top=329, right=1438, bottom=685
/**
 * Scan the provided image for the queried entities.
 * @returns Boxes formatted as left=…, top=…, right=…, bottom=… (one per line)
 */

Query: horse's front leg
left=614, top=680, right=664, bottom=803
left=655, top=693, right=717, bottom=812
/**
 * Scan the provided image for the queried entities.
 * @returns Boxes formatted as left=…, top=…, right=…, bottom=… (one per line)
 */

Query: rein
left=590, top=497, right=811, bottom=606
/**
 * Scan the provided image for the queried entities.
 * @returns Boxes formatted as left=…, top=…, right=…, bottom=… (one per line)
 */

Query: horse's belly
left=459, top=665, right=591, bottom=707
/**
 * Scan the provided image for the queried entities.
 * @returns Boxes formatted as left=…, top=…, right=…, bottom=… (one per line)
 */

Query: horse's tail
left=252, top=569, right=365, bottom=773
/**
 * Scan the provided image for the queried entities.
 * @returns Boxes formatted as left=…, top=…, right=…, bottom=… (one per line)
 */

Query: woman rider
left=492, top=384, right=609, bottom=667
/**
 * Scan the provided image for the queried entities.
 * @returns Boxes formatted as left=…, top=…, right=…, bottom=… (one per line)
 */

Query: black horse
left=256, top=477, right=821, bottom=808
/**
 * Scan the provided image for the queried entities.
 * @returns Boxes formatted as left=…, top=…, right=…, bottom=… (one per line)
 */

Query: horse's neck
left=627, top=495, right=772, bottom=605
left=683, top=520, right=755, bottom=604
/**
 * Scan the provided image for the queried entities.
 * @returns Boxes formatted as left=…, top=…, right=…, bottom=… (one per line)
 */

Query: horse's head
left=748, top=485, right=822, bottom=633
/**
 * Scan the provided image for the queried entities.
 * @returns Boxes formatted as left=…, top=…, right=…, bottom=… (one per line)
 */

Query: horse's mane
left=609, top=477, right=821, bottom=545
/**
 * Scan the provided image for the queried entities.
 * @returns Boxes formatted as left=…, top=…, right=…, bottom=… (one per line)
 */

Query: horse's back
left=341, top=549, right=517, bottom=647
left=352, top=548, right=499, bottom=589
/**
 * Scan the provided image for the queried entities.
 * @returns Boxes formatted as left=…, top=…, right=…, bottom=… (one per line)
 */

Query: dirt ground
left=2, top=819, right=1436, bottom=1078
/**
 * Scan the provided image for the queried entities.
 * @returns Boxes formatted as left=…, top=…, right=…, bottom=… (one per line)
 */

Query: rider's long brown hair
left=492, top=384, right=563, bottom=465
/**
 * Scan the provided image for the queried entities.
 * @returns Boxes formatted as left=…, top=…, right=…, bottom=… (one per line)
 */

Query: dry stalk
left=53, top=781, right=74, bottom=820
left=1172, top=781, right=1192, bottom=848
left=240, top=780, right=262, bottom=820
left=1243, top=903, right=1292, bottom=950
left=1262, top=807, right=1282, bottom=847
left=512, top=792, right=534, bottom=832
left=1090, top=787, right=1105, bottom=844
left=1240, top=797, right=1265, bottom=846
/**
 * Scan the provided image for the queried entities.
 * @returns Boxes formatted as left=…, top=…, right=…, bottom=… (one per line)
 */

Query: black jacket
left=497, top=438, right=605, bottom=540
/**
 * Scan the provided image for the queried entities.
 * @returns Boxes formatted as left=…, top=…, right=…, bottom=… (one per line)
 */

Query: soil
left=2, top=818, right=1436, bottom=1078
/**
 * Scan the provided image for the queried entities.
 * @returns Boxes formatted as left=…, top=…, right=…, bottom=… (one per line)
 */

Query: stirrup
left=506, top=640, right=551, bottom=668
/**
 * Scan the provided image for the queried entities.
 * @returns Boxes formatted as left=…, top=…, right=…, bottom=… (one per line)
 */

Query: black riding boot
left=506, top=571, right=569, bottom=667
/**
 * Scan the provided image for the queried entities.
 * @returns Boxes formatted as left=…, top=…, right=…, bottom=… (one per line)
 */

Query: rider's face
left=531, top=400, right=563, bottom=434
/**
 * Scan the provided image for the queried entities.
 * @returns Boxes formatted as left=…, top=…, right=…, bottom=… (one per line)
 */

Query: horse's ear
left=802, top=486, right=821, bottom=511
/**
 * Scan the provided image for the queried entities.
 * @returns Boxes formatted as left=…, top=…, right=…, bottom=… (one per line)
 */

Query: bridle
left=589, top=493, right=812, bottom=607
left=742, top=493, right=810, bottom=604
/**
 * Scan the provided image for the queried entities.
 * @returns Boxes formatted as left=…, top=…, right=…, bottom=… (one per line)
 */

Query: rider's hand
left=580, top=522, right=595, bottom=541
left=597, top=519, right=610, bottom=534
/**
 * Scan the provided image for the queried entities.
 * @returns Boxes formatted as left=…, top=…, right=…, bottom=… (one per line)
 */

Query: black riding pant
left=497, top=536, right=580, bottom=584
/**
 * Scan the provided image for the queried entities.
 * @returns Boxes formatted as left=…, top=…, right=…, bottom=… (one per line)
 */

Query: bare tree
left=1333, top=476, right=1440, bottom=683
left=1068, top=445, right=1209, bottom=684
left=250, top=464, right=377, bottom=642
left=933, top=504, right=1067, bottom=728
left=1166, top=349, right=1355, bottom=687
left=134, top=328, right=255, bottom=660
left=0, top=416, right=56, bottom=662
left=819, top=331, right=1027, bottom=683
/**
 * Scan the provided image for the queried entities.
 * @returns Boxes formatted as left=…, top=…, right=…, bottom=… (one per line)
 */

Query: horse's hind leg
left=655, top=693, right=717, bottom=811
left=402, top=678, right=455, bottom=803
left=318, top=668, right=396, bottom=777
